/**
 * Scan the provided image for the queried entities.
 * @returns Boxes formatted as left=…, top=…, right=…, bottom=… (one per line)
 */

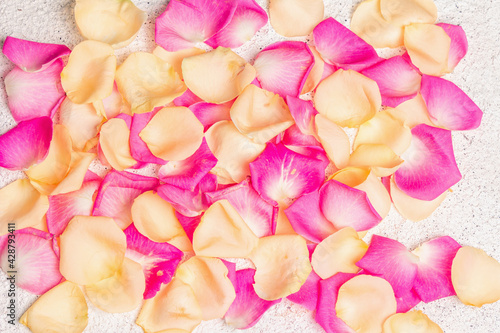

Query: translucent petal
left=314, top=114, right=351, bottom=169
left=269, top=0, right=324, bottom=37
left=153, top=46, right=205, bottom=80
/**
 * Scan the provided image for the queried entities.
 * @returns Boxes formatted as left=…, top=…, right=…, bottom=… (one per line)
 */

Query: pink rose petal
left=124, top=224, right=183, bottom=299
left=189, top=101, right=233, bottom=131
left=281, top=124, right=321, bottom=147
left=155, top=0, right=237, bottom=51
left=286, top=96, right=318, bottom=136
left=394, top=124, right=462, bottom=201
left=172, top=88, right=204, bottom=107
left=361, top=56, right=422, bottom=107
left=436, top=23, right=468, bottom=72
left=396, top=288, right=421, bottom=313
left=0, top=117, right=52, bottom=170
left=253, top=41, right=314, bottom=97
left=420, top=75, right=482, bottom=131
left=313, top=18, right=381, bottom=71
left=175, top=212, right=202, bottom=242
left=130, top=110, right=167, bottom=165
left=2, top=36, right=70, bottom=72
left=287, top=270, right=321, bottom=311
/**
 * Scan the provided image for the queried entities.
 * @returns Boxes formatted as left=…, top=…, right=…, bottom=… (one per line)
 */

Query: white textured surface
left=1, top=0, right=500, bottom=332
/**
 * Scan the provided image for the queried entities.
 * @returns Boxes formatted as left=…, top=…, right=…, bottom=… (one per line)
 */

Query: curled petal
left=182, top=47, right=256, bottom=104
left=75, top=0, right=147, bottom=48
left=129, top=110, right=167, bottom=165
left=437, top=23, right=468, bottom=72
left=349, top=144, right=404, bottom=177
left=61, top=40, right=116, bottom=104
left=250, top=235, right=312, bottom=300
left=0, top=117, right=52, bottom=170
left=189, top=101, right=232, bottom=131
left=99, top=118, right=137, bottom=171
left=451, top=246, right=500, bottom=307
left=20, top=281, right=88, bottom=333
left=314, top=114, right=351, bottom=169
left=383, top=311, right=443, bottom=333
left=314, top=69, right=381, bottom=128
left=153, top=46, right=205, bottom=80
left=269, top=0, right=324, bottom=37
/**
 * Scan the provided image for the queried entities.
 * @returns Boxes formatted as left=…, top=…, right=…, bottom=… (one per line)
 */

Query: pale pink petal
left=394, top=124, right=461, bottom=200
left=361, top=56, right=422, bottom=107
left=206, top=178, right=275, bottom=237
left=189, top=101, right=232, bottom=131
left=2, top=36, right=70, bottom=72
left=437, top=23, right=468, bottom=72
left=313, top=18, right=381, bottom=71
left=0, top=117, right=52, bottom=170
left=155, top=0, right=237, bottom=51
left=173, top=88, right=204, bottom=107
left=159, top=138, right=217, bottom=191
left=282, top=124, right=321, bottom=147
left=206, top=0, right=267, bottom=48
left=412, top=236, right=461, bottom=303
left=287, top=270, right=321, bottom=311
left=253, top=41, right=314, bottom=97
left=420, top=75, right=482, bottom=131
left=224, top=268, right=280, bottom=329
left=250, top=143, right=328, bottom=207
left=124, top=224, right=183, bottom=299
left=319, top=180, right=382, bottom=231
left=0, top=228, right=62, bottom=294
left=129, top=110, right=167, bottom=165
left=5, top=59, right=65, bottom=122
left=286, top=96, right=318, bottom=136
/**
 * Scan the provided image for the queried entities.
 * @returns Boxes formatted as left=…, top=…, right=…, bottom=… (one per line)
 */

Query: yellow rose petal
left=383, top=310, right=443, bottom=333
left=349, top=144, right=404, bottom=177
left=153, top=46, right=205, bottom=80
left=269, top=0, right=324, bottom=37
left=50, top=151, right=96, bottom=195
left=388, top=95, right=434, bottom=128
left=302, top=46, right=326, bottom=94
left=99, top=118, right=137, bottom=171
left=314, top=114, right=351, bottom=169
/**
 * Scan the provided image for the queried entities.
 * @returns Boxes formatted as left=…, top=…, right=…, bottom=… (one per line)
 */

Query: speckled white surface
left=0, top=0, right=499, bottom=332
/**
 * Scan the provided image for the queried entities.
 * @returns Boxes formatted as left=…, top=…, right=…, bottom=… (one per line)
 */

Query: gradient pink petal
left=189, top=101, right=232, bottom=131
left=361, top=56, right=421, bottom=107
left=253, top=41, right=314, bottom=97
left=0, top=117, right=52, bottom=170
left=437, top=23, right=468, bottom=71
left=313, top=18, right=381, bottom=71
left=396, top=288, right=421, bottom=313
left=5, top=59, right=65, bottom=122
left=2, top=36, right=70, bottom=72
left=124, top=224, right=183, bottom=299
left=130, top=110, right=167, bottom=165
left=281, top=125, right=320, bottom=147
left=420, top=75, right=482, bottom=130
left=287, top=270, right=321, bottom=311
left=175, top=212, right=202, bottom=242
left=319, top=180, right=382, bottom=232
left=394, top=124, right=462, bottom=201
left=173, top=88, right=203, bottom=107
left=285, top=96, right=318, bottom=136
left=155, top=0, right=237, bottom=51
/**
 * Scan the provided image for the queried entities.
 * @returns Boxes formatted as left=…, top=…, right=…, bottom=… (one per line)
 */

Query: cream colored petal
left=349, top=144, right=404, bottom=177
left=380, top=0, right=437, bottom=27
left=314, top=69, right=381, bottom=128
left=302, top=46, right=325, bottom=94
left=136, top=278, right=202, bottom=333
left=59, top=215, right=126, bottom=285
left=314, top=114, right=351, bottom=169
left=99, top=83, right=132, bottom=119
left=153, top=46, right=206, bottom=80
left=312, top=227, right=368, bottom=279
left=0, top=179, right=49, bottom=235
left=85, top=257, right=145, bottom=313
left=61, top=40, right=116, bottom=104
left=140, top=106, right=204, bottom=161
left=193, top=200, right=259, bottom=258
left=175, top=256, right=236, bottom=321
left=451, top=246, right=500, bottom=307
left=390, top=178, right=447, bottom=222
left=354, top=109, right=412, bottom=156
left=132, top=191, right=191, bottom=252
left=230, top=84, right=294, bottom=144
left=269, top=0, right=324, bottom=37
left=99, top=118, right=137, bottom=171
left=26, top=124, right=72, bottom=195
left=250, top=235, right=312, bottom=301
left=206, top=121, right=266, bottom=184
left=388, top=95, right=434, bottom=128
left=336, top=275, right=397, bottom=333
left=75, top=0, right=147, bottom=48
left=20, top=281, right=88, bottom=333
left=404, top=23, right=451, bottom=76
left=275, top=206, right=297, bottom=235
left=182, top=47, right=256, bottom=104
left=116, top=52, right=186, bottom=114
left=51, top=151, right=96, bottom=195
left=330, top=167, right=371, bottom=186
left=383, top=310, right=443, bottom=333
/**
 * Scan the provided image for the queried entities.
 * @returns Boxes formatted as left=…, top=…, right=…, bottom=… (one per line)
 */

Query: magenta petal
left=130, top=110, right=168, bottom=165
left=285, top=190, right=336, bottom=243
left=205, top=0, right=267, bottom=49
left=253, top=41, right=315, bottom=97
left=5, top=59, right=65, bottom=122
left=155, top=0, right=237, bottom=51
left=0, top=228, right=62, bottom=295
left=124, top=224, right=183, bottom=299
left=319, top=180, right=382, bottom=232
left=173, top=88, right=204, bottom=107
left=206, top=178, right=275, bottom=237
left=286, top=96, right=318, bottom=135
left=159, top=138, right=217, bottom=191
left=420, top=75, right=482, bottom=131
left=175, top=212, right=202, bottom=242
left=436, top=23, right=468, bottom=71
left=313, top=18, right=381, bottom=71
left=250, top=143, right=328, bottom=206
left=361, top=56, right=421, bottom=107
left=189, top=101, right=232, bottom=131
left=2, top=36, right=70, bottom=72
left=394, top=124, right=462, bottom=201
left=413, top=236, right=462, bottom=303
left=224, top=268, right=280, bottom=329
left=396, top=288, right=421, bottom=313
left=287, top=270, right=321, bottom=311
left=0, top=117, right=53, bottom=170
left=315, top=273, right=357, bottom=333
left=281, top=125, right=320, bottom=147
left=356, top=235, right=418, bottom=297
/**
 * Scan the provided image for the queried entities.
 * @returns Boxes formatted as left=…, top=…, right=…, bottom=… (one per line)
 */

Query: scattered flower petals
left=269, top=0, right=324, bottom=37
left=315, top=114, right=351, bottom=169
left=287, top=270, right=321, bottom=311
left=99, top=117, right=137, bottom=171
left=437, top=23, right=468, bottom=72
left=188, top=101, right=232, bottom=131
left=383, top=310, right=443, bottom=333
left=153, top=46, right=205, bottom=80
left=129, top=110, right=167, bottom=165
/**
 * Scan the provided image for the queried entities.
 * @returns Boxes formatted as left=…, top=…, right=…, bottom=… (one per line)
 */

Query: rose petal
left=99, top=118, right=137, bottom=171
left=287, top=270, right=321, bottom=311
left=157, top=178, right=214, bottom=218
left=314, top=114, right=351, bottom=169
left=153, top=46, right=205, bottom=80
left=188, top=101, right=233, bottom=132
left=383, top=311, right=443, bottom=333
left=437, top=23, right=468, bottom=72
left=173, top=88, right=204, bottom=107
left=286, top=96, right=318, bottom=137
left=301, top=46, right=325, bottom=94
left=129, top=110, right=168, bottom=165
left=349, top=144, right=404, bottom=177
left=99, top=82, right=132, bottom=119
left=269, top=0, right=324, bottom=37
left=395, top=288, right=421, bottom=313
left=389, top=94, right=434, bottom=128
